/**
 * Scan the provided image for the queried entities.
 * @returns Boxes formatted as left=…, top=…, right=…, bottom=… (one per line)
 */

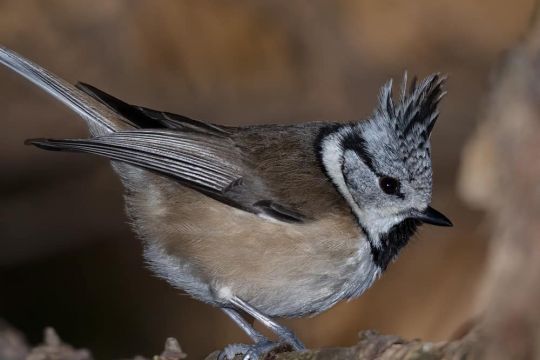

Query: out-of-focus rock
left=26, top=328, right=92, bottom=360
left=0, top=320, right=29, bottom=360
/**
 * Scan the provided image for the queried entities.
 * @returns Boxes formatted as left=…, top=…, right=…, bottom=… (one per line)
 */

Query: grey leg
left=220, top=307, right=277, bottom=360
left=229, top=296, right=305, bottom=351
left=221, top=307, right=266, bottom=343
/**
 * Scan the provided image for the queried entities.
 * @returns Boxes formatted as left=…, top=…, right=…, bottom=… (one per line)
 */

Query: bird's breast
left=126, top=173, right=381, bottom=317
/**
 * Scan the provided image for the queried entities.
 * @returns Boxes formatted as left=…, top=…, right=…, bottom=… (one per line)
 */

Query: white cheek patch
left=320, top=134, right=363, bottom=221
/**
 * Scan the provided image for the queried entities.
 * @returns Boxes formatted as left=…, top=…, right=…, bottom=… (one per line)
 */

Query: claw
left=218, top=340, right=286, bottom=360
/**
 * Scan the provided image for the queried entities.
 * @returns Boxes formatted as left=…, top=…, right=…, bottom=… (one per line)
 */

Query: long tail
left=0, top=46, right=133, bottom=135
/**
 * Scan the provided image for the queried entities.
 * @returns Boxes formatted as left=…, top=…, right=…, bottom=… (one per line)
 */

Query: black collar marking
left=370, top=218, right=421, bottom=270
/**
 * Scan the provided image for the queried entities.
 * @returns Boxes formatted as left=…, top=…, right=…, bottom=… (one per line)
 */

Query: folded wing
left=27, top=129, right=241, bottom=193
left=27, top=129, right=306, bottom=223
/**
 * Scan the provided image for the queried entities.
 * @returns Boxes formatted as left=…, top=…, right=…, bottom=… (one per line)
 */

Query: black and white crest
left=323, top=72, right=446, bottom=194
left=318, top=73, right=446, bottom=196
left=375, top=73, right=446, bottom=183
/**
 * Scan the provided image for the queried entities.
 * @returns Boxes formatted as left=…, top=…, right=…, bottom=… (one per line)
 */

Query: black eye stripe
left=341, top=133, right=378, bottom=175
left=341, top=132, right=406, bottom=199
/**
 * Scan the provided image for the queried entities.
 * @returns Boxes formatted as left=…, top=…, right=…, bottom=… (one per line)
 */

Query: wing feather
left=77, top=82, right=231, bottom=136
left=27, top=129, right=242, bottom=193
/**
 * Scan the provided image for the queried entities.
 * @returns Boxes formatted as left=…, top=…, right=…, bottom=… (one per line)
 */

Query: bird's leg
left=219, top=307, right=278, bottom=360
left=229, top=296, right=305, bottom=351
left=221, top=307, right=267, bottom=343
left=218, top=298, right=305, bottom=360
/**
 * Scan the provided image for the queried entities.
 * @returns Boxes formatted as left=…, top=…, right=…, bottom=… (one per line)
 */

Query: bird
left=0, top=46, right=452, bottom=360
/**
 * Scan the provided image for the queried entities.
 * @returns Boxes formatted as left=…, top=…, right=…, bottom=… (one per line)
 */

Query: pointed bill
left=412, top=206, right=453, bottom=227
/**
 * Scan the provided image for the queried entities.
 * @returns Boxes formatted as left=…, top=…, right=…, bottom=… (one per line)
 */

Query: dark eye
left=379, top=176, right=400, bottom=195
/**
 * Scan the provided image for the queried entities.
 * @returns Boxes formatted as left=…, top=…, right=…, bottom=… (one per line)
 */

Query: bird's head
left=319, top=73, right=451, bottom=269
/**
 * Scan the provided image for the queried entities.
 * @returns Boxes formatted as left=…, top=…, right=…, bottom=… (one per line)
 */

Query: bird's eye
left=379, top=176, right=400, bottom=195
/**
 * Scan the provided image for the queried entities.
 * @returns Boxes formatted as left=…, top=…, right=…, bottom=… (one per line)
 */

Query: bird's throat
left=363, top=218, right=420, bottom=271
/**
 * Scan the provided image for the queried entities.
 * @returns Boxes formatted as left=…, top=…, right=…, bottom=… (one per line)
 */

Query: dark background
left=0, top=1, right=534, bottom=358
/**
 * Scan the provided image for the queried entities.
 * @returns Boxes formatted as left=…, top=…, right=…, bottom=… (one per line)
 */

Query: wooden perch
left=4, top=4, right=540, bottom=360
left=204, top=330, right=481, bottom=359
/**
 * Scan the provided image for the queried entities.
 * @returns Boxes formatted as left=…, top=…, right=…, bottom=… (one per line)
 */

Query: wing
left=76, top=82, right=232, bottom=136
left=27, top=129, right=241, bottom=193
left=72, top=83, right=308, bottom=222
left=27, top=129, right=307, bottom=223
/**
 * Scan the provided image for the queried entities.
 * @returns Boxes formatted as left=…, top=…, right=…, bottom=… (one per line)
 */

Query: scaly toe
left=218, top=343, right=242, bottom=360
left=218, top=340, right=284, bottom=360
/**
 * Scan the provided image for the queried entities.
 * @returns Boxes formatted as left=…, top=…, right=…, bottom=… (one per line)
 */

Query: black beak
left=412, top=206, right=453, bottom=227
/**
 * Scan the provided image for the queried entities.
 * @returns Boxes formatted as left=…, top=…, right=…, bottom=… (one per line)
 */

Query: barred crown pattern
left=376, top=73, right=446, bottom=180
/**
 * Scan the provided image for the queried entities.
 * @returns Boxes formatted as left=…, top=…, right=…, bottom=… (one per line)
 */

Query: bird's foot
left=218, top=340, right=293, bottom=360
left=274, top=327, right=305, bottom=351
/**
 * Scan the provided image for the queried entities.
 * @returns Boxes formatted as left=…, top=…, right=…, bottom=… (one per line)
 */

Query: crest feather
left=376, top=73, right=446, bottom=180
left=378, top=72, right=446, bottom=140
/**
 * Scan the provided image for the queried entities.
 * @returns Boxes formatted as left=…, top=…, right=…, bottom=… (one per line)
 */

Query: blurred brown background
left=0, top=1, right=535, bottom=358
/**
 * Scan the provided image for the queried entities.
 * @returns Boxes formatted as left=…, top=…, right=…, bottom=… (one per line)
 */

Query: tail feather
left=0, top=46, right=133, bottom=134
